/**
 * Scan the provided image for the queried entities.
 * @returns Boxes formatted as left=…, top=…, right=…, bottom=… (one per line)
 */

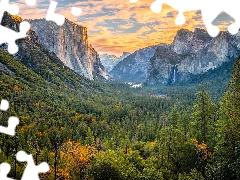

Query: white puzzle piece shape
left=16, top=151, right=49, bottom=180
left=0, top=0, right=30, bottom=54
left=0, top=163, right=15, bottom=180
left=25, top=0, right=36, bottom=6
left=46, top=1, right=65, bottom=26
left=71, top=7, right=82, bottom=17
left=0, top=116, right=19, bottom=136
left=131, top=0, right=240, bottom=37
left=0, top=21, right=30, bottom=54
left=0, top=99, right=9, bottom=111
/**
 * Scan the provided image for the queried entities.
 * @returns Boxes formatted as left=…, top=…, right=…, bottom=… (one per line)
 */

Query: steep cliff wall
left=147, top=28, right=240, bottom=85
left=29, top=19, right=109, bottom=80
left=0, top=12, right=64, bottom=69
left=110, top=46, right=158, bottom=82
left=0, top=12, right=103, bottom=90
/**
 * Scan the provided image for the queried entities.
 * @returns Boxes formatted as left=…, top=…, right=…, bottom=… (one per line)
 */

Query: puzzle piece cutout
left=0, top=0, right=31, bottom=54
left=0, top=116, right=19, bottom=136
left=0, top=163, right=15, bottom=180
left=46, top=1, right=82, bottom=25
left=0, top=151, right=49, bottom=180
left=46, top=1, right=65, bottom=26
left=132, top=0, right=240, bottom=37
left=0, top=99, right=49, bottom=178
left=0, top=0, right=19, bottom=21
left=0, top=100, right=19, bottom=136
left=25, top=0, right=36, bottom=6
left=16, top=151, right=49, bottom=180
left=0, top=21, right=30, bottom=54
left=71, top=7, right=82, bottom=17
left=0, top=99, right=9, bottom=111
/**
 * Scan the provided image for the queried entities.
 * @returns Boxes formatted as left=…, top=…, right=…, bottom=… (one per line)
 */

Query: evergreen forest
left=0, top=48, right=240, bottom=180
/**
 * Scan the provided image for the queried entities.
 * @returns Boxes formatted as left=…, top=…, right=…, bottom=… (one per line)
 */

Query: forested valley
left=0, top=48, right=240, bottom=180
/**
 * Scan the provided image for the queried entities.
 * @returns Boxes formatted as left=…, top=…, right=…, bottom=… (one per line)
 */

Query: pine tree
left=211, top=55, right=240, bottom=179
left=191, top=84, right=214, bottom=147
left=168, top=105, right=180, bottom=128
left=85, top=127, right=95, bottom=146
left=190, top=84, right=215, bottom=177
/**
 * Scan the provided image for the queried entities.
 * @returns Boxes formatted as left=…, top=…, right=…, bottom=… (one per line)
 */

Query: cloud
left=12, top=0, right=234, bottom=56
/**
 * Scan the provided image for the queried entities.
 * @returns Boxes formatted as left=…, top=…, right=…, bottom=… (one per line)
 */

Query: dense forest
left=0, top=48, right=240, bottom=180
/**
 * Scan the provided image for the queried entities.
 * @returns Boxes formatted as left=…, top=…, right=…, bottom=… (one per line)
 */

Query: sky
left=11, top=0, right=235, bottom=56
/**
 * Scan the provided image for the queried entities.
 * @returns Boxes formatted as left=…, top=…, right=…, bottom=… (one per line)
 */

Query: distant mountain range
left=1, top=11, right=239, bottom=87
left=109, top=28, right=240, bottom=85
left=110, top=45, right=159, bottom=82
left=147, top=28, right=240, bottom=85
left=100, top=52, right=130, bottom=72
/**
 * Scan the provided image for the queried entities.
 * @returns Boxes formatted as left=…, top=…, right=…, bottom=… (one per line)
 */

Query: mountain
left=28, top=18, right=109, bottom=80
left=110, top=45, right=159, bottom=82
left=0, top=12, right=102, bottom=91
left=100, top=54, right=117, bottom=72
left=100, top=52, right=130, bottom=72
left=147, top=28, right=240, bottom=85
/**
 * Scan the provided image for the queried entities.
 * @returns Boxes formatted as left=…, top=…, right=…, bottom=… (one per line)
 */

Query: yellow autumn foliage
left=192, top=138, right=212, bottom=160
left=54, top=139, right=96, bottom=179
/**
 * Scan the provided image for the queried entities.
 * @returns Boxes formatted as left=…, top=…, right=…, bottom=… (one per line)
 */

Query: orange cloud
left=14, top=0, right=234, bottom=56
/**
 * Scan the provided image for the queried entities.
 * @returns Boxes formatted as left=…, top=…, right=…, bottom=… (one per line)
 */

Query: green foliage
left=88, top=149, right=165, bottom=180
left=190, top=85, right=215, bottom=147
left=178, top=168, right=205, bottom=180
left=209, top=55, right=240, bottom=179
left=0, top=45, right=239, bottom=180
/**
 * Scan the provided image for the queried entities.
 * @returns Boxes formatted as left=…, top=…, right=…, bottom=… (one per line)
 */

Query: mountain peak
left=110, top=45, right=159, bottom=82
left=147, top=28, right=240, bottom=85
left=172, top=28, right=212, bottom=54
left=28, top=18, right=109, bottom=80
left=121, top=52, right=131, bottom=57
left=100, top=52, right=130, bottom=73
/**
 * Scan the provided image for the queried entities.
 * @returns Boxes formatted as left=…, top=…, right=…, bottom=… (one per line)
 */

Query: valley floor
left=0, top=49, right=239, bottom=180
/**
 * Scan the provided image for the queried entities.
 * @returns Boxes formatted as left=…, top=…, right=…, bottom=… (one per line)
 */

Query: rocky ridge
left=100, top=52, right=130, bottom=72
left=147, top=28, right=240, bottom=85
left=0, top=12, right=103, bottom=90
left=110, top=45, right=159, bottom=82
left=0, top=12, right=64, bottom=69
left=28, top=18, right=109, bottom=80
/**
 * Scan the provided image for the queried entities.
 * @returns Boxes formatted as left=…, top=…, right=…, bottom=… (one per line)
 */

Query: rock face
left=110, top=46, right=158, bottom=82
left=0, top=12, right=64, bottom=69
left=147, top=28, right=240, bottom=85
left=0, top=12, right=102, bottom=89
left=100, top=52, right=130, bottom=72
left=28, top=18, right=109, bottom=80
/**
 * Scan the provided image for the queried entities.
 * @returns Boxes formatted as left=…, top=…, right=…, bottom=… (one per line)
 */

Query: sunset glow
left=12, top=0, right=234, bottom=56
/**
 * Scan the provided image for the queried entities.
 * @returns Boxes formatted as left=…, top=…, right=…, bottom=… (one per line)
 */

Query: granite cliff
left=110, top=46, right=158, bottom=82
left=147, top=28, right=240, bottom=85
left=0, top=12, right=104, bottom=90
left=28, top=18, right=109, bottom=80
left=100, top=52, right=130, bottom=72
left=0, top=12, right=63, bottom=69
